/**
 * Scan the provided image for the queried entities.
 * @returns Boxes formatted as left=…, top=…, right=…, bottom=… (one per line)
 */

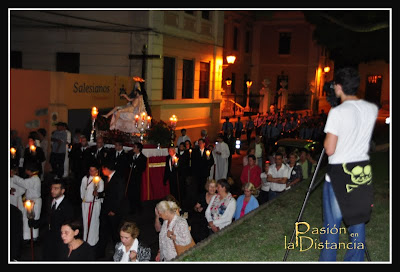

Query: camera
left=324, top=80, right=340, bottom=107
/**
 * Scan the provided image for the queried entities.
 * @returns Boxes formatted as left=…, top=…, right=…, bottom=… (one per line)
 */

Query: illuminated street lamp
left=226, top=55, right=236, bottom=64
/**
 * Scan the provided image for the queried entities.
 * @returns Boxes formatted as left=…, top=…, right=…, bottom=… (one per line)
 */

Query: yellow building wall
left=10, top=69, right=137, bottom=147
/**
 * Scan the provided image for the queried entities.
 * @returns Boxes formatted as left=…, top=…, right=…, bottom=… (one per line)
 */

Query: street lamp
left=244, top=79, right=253, bottom=112
left=226, top=55, right=236, bottom=65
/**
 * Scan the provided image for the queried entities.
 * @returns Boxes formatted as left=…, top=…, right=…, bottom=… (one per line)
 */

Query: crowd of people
left=9, top=106, right=325, bottom=262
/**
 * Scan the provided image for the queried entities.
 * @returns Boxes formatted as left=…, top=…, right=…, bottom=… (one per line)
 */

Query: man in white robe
left=12, top=164, right=42, bottom=241
left=213, top=134, right=230, bottom=181
left=10, top=167, right=25, bottom=213
left=80, top=165, right=104, bottom=246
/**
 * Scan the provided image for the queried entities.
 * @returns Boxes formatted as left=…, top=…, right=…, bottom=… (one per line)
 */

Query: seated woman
left=59, top=219, right=95, bottom=261
left=205, top=178, right=236, bottom=234
left=188, top=179, right=217, bottom=243
left=102, top=82, right=147, bottom=133
left=113, top=221, right=151, bottom=262
left=234, top=182, right=260, bottom=221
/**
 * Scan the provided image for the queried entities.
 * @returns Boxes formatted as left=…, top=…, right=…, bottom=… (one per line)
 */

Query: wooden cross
left=128, top=44, right=161, bottom=81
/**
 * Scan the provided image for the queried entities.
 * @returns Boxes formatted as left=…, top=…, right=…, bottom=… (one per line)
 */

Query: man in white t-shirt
left=267, top=153, right=290, bottom=200
left=319, top=67, right=378, bottom=262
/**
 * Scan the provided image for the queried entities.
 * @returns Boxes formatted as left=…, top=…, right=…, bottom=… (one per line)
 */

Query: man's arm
left=324, top=132, right=338, bottom=157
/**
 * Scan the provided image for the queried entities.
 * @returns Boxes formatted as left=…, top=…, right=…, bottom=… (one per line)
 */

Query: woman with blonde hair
left=234, top=182, right=259, bottom=220
left=155, top=200, right=194, bottom=261
left=189, top=179, right=217, bottom=242
left=113, top=221, right=151, bottom=262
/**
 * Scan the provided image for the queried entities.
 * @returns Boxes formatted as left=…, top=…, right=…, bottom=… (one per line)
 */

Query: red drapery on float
left=140, top=156, right=170, bottom=201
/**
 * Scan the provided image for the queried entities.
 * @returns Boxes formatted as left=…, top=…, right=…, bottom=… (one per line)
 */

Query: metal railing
left=221, top=93, right=311, bottom=118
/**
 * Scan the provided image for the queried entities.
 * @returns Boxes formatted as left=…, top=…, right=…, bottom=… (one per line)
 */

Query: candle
left=91, top=107, right=98, bottom=119
left=141, top=112, right=146, bottom=121
left=173, top=156, right=179, bottom=166
left=10, top=147, right=16, bottom=159
left=30, top=145, right=36, bottom=155
left=206, top=150, right=210, bottom=158
left=24, top=200, right=35, bottom=219
left=189, top=149, right=192, bottom=157
left=135, top=115, right=140, bottom=122
left=93, top=176, right=100, bottom=190
left=147, top=116, right=152, bottom=129
left=93, top=176, right=100, bottom=185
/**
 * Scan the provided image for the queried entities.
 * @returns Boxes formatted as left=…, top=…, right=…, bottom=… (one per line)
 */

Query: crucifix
left=128, top=44, right=160, bottom=117
left=128, top=44, right=161, bottom=81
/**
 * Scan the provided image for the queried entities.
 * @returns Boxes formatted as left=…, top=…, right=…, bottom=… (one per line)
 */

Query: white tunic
left=213, top=141, right=230, bottom=181
left=80, top=175, right=104, bottom=246
left=13, top=175, right=42, bottom=240
left=10, top=175, right=25, bottom=212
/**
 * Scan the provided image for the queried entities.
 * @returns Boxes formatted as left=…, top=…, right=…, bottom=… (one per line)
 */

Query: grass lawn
left=177, top=150, right=390, bottom=262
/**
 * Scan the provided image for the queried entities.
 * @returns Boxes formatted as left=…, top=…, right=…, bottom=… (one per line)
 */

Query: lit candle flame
left=25, top=200, right=32, bottom=209
left=206, top=150, right=210, bottom=157
left=189, top=149, right=192, bottom=153
left=135, top=115, right=140, bottom=121
left=30, top=145, right=36, bottom=153
left=24, top=200, right=34, bottom=213
left=91, top=107, right=98, bottom=118
left=93, top=176, right=100, bottom=185
left=11, top=147, right=16, bottom=158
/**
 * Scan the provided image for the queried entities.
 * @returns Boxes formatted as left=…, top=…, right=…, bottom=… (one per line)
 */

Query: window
left=199, top=62, right=210, bottom=98
left=279, top=32, right=291, bottom=55
left=202, top=11, right=210, bottom=20
left=231, top=73, right=236, bottom=94
left=182, top=59, right=194, bottom=99
left=56, top=52, right=80, bottom=73
left=162, top=57, right=175, bottom=99
left=11, top=51, right=22, bottom=69
left=245, top=31, right=251, bottom=53
left=233, top=27, right=239, bottom=51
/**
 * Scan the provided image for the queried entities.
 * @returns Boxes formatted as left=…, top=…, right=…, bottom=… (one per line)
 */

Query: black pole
left=141, top=44, right=147, bottom=80
left=283, top=147, right=326, bottom=261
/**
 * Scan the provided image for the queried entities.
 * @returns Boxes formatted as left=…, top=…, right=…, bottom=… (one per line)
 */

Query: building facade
left=10, top=10, right=225, bottom=145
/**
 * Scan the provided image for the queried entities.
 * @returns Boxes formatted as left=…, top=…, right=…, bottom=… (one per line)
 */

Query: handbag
left=173, top=236, right=196, bottom=256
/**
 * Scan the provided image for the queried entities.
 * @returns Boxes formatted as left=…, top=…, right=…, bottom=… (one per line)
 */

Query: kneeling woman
left=234, top=182, right=259, bottom=221
left=113, top=221, right=151, bottom=262
left=205, top=178, right=237, bottom=234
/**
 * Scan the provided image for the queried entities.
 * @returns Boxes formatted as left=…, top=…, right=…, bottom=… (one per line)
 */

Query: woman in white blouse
left=155, top=200, right=193, bottom=261
left=205, top=178, right=236, bottom=233
left=113, top=221, right=151, bottom=262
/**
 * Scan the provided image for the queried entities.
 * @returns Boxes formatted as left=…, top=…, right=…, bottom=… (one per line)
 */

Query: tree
left=303, top=10, right=389, bottom=68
